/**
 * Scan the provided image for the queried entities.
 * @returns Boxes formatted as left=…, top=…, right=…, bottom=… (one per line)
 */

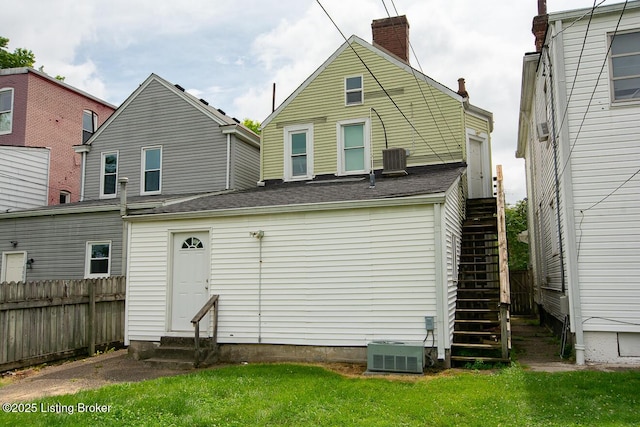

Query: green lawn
left=1, top=364, right=639, bottom=426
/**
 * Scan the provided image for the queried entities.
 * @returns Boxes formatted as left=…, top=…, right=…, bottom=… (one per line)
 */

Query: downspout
left=80, top=151, right=87, bottom=201
left=548, top=20, right=585, bottom=365
left=251, top=230, right=264, bottom=343
left=226, top=134, right=231, bottom=190
left=434, top=203, right=446, bottom=361
left=119, top=177, right=128, bottom=277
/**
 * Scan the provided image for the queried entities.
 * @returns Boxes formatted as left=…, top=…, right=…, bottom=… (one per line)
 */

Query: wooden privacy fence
left=509, top=270, right=535, bottom=315
left=0, top=276, right=125, bottom=372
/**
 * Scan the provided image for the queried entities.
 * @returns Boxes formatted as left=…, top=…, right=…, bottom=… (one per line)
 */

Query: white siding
left=443, top=177, right=464, bottom=350
left=0, top=146, right=49, bottom=211
left=555, top=9, right=640, bottom=333
left=126, top=204, right=438, bottom=347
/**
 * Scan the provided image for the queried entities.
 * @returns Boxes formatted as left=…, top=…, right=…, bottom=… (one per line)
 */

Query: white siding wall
left=0, top=146, right=49, bottom=211
left=126, top=204, right=438, bottom=347
left=555, top=10, right=640, bottom=336
left=443, top=178, right=464, bottom=349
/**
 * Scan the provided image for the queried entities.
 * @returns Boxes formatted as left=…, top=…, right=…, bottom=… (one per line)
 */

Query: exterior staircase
left=451, top=198, right=510, bottom=366
left=143, top=337, right=217, bottom=369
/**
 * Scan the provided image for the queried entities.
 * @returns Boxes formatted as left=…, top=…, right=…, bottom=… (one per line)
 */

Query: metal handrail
left=190, top=294, right=219, bottom=367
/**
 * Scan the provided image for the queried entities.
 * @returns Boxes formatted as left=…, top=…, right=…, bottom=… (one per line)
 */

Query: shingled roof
left=127, top=163, right=466, bottom=219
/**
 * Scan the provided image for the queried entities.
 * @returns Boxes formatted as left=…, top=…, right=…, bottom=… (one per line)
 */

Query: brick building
left=0, top=68, right=115, bottom=206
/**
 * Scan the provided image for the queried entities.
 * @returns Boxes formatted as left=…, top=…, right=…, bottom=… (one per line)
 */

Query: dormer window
left=345, top=76, right=363, bottom=106
left=83, top=110, right=98, bottom=143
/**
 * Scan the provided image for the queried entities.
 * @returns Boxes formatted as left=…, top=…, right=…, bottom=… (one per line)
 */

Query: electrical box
left=424, top=316, right=435, bottom=331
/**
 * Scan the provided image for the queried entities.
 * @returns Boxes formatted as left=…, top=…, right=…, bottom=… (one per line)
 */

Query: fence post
left=88, top=280, right=95, bottom=356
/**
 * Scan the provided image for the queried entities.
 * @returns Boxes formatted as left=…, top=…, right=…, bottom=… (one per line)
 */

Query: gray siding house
left=0, top=74, right=260, bottom=283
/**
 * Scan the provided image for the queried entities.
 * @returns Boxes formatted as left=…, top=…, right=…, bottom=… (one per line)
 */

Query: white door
left=468, top=137, right=485, bottom=198
left=170, top=232, right=210, bottom=332
left=1, top=252, right=26, bottom=283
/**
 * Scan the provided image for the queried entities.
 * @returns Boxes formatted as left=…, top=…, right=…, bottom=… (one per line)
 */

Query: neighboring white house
left=0, top=145, right=50, bottom=212
left=517, top=1, right=640, bottom=364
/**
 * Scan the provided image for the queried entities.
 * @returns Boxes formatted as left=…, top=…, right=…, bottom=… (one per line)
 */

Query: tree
left=0, top=37, right=35, bottom=68
left=505, top=199, right=530, bottom=271
left=242, top=118, right=261, bottom=134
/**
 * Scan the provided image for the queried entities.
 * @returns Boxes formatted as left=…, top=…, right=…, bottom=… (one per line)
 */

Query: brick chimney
left=372, top=15, right=410, bottom=62
left=457, top=78, right=469, bottom=99
left=532, top=0, right=548, bottom=52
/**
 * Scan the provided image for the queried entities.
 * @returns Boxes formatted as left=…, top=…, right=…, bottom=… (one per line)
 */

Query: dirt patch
left=0, top=350, right=190, bottom=403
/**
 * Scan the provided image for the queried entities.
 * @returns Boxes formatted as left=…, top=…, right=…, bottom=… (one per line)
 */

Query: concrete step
left=143, top=357, right=197, bottom=370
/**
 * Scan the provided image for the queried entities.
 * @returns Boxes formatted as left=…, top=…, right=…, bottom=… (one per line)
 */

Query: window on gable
left=345, top=76, right=363, bottom=105
left=0, top=88, right=14, bottom=135
left=610, top=31, right=640, bottom=101
left=101, top=152, right=118, bottom=198
left=284, top=124, right=313, bottom=181
left=85, top=241, right=111, bottom=278
left=82, top=110, right=98, bottom=143
left=337, top=119, right=370, bottom=175
left=142, top=146, right=162, bottom=194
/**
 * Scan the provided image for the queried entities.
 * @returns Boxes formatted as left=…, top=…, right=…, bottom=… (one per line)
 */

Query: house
left=0, top=145, right=50, bottom=211
left=123, top=16, right=500, bottom=369
left=517, top=0, right=640, bottom=364
left=0, top=73, right=260, bottom=284
left=0, top=67, right=115, bottom=207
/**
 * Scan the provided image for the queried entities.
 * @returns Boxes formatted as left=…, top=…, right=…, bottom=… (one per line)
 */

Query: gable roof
left=125, top=163, right=466, bottom=221
left=0, top=67, right=116, bottom=109
left=83, top=73, right=259, bottom=147
left=261, top=35, right=462, bottom=128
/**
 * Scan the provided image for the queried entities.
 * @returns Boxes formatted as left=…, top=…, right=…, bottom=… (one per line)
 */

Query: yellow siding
left=463, top=111, right=492, bottom=162
left=262, top=43, right=468, bottom=180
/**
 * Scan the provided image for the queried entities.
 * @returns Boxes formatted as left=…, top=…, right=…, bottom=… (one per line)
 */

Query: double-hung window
left=284, top=124, right=313, bottom=181
left=82, top=110, right=98, bottom=143
left=610, top=31, right=640, bottom=101
left=0, top=88, right=14, bottom=135
left=142, top=146, right=162, bottom=194
left=100, top=151, right=118, bottom=198
left=85, top=241, right=111, bottom=278
left=337, top=118, right=370, bottom=175
left=345, top=76, right=363, bottom=106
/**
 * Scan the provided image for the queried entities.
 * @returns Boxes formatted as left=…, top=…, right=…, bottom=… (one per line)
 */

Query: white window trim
left=1, top=251, right=26, bottom=283
left=608, top=30, right=640, bottom=104
left=336, top=118, right=371, bottom=176
left=283, top=124, right=314, bottom=181
left=100, top=151, right=118, bottom=199
left=141, top=146, right=163, bottom=195
left=0, top=88, right=14, bottom=135
left=85, top=241, right=112, bottom=279
left=345, top=75, right=363, bottom=106
left=59, top=190, right=71, bottom=204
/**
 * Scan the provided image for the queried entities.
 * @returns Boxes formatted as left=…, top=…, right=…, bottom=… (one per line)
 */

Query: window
left=284, top=124, right=313, bottom=181
left=182, top=237, right=204, bottom=249
left=142, top=146, right=162, bottom=194
left=100, top=152, right=118, bottom=198
left=59, top=191, right=70, bottom=204
left=0, top=88, right=13, bottom=135
left=85, top=241, right=111, bottom=278
left=82, top=110, right=98, bottom=143
left=610, top=31, right=640, bottom=101
left=337, top=118, right=370, bottom=175
left=345, top=76, right=363, bottom=105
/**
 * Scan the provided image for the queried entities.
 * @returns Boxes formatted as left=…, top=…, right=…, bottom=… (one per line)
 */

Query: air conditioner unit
left=382, top=148, right=407, bottom=176
left=537, top=122, right=549, bottom=141
left=367, top=341, right=424, bottom=374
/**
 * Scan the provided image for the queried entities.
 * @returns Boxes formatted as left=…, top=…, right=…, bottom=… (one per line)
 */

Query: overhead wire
left=315, top=0, right=449, bottom=165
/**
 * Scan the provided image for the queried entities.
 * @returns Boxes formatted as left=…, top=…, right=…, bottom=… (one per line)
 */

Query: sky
left=1, top=0, right=615, bottom=203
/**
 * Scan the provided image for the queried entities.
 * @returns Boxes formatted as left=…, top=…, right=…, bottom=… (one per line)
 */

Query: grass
left=1, top=364, right=639, bottom=426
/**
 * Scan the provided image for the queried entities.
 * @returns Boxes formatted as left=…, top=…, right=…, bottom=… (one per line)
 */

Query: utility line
left=315, top=0, right=449, bottom=165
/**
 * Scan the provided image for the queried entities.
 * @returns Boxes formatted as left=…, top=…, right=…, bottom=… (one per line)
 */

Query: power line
left=315, top=0, right=449, bottom=165
left=379, top=0, right=461, bottom=160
